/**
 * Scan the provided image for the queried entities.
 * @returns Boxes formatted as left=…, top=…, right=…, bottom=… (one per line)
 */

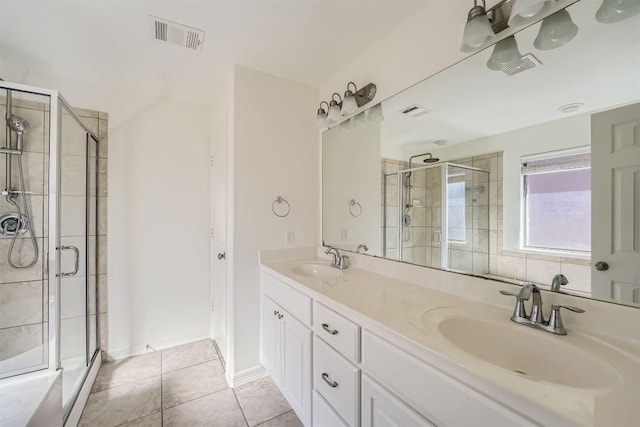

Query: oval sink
left=424, top=309, right=621, bottom=390
left=290, top=262, right=341, bottom=280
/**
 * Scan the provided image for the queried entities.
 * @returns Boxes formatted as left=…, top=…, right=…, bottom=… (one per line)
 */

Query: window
left=521, top=148, right=591, bottom=253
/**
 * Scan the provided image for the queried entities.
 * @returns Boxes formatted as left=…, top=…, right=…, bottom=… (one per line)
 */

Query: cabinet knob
left=278, top=314, right=283, bottom=319
left=217, top=252, right=226, bottom=260
left=594, top=261, right=609, bottom=271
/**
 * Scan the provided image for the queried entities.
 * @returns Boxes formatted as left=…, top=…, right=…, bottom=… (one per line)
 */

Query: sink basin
left=423, top=309, right=621, bottom=390
left=290, top=262, right=341, bottom=280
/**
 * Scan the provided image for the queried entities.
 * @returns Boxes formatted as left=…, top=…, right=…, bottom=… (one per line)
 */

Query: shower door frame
left=391, top=161, right=489, bottom=269
left=0, top=80, right=100, bottom=383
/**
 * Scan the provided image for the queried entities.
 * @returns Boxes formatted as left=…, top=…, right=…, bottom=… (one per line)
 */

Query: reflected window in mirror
left=521, top=148, right=591, bottom=254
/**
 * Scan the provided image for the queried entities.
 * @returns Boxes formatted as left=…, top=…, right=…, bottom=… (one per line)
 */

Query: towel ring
left=272, top=196, right=291, bottom=218
left=349, top=199, right=362, bottom=217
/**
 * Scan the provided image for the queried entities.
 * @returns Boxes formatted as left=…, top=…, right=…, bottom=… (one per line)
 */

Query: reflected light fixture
left=366, top=104, right=384, bottom=123
left=316, top=101, right=329, bottom=129
left=487, top=35, right=523, bottom=71
left=327, top=93, right=343, bottom=123
left=534, top=9, right=579, bottom=51
left=341, top=82, right=358, bottom=116
left=460, top=0, right=496, bottom=52
left=508, top=0, right=554, bottom=27
left=596, top=0, right=640, bottom=23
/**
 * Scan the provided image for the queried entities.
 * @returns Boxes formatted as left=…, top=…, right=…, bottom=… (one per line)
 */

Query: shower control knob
left=594, top=261, right=609, bottom=271
left=217, top=252, right=226, bottom=260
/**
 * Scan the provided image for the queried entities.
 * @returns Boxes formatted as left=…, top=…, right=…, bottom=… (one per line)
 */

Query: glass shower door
left=56, top=102, right=92, bottom=415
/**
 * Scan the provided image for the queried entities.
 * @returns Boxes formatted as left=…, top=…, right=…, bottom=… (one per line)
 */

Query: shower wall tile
left=98, top=236, right=107, bottom=275
left=98, top=119, right=108, bottom=158
left=0, top=281, right=43, bottom=329
left=73, top=107, right=99, bottom=119
left=97, top=275, right=108, bottom=314
left=98, top=197, right=108, bottom=236
left=0, top=195, right=45, bottom=239
left=0, top=151, right=45, bottom=194
left=98, top=158, right=108, bottom=197
left=0, top=323, right=46, bottom=374
left=61, top=155, right=87, bottom=196
left=60, top=315, right=86, bottom=361
left=0, top=237, right=44, bottom=283
left=60, top=196, right=88, bottom=237
left=0, top=106, right=46, bottom=153
left=60, top=276, right=86, bottom=320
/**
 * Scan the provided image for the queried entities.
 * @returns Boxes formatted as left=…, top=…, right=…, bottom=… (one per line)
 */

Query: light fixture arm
left=331, top=93, right=343, bottom=105
left=346, top=82, right=357, bottom=94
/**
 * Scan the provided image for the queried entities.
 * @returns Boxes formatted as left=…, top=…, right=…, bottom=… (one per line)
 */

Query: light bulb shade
left=534, top=9, right=578, bottom=51
left=487, top=36, right=523, bottom=71
left=460, top=12, right=496, bottom=52
left=508, top=0, right=554, bottom=27
left=316, top=110, right=328, bottom=128
left=327, top=103, right=342, bottom=122
left=596, top=0, right=640, bottom=23
left=366, top=104, right=384, bottom=123
left=341, top=92, right=358, bottom=116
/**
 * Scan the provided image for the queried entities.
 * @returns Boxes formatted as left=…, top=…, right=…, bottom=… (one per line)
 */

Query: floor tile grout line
left=162, top=386, right=234, bottom=413
left=255, top=409, right=295, bottom=426
left=112, top=410, right=162, bottom=427
left=232, top=388, right=251, bottom=427
left=161, top=354, right=221, bottom=376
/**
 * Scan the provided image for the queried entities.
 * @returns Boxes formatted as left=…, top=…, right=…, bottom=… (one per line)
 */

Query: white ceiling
left=378, top=0, right=640, bottom=157
left=0, top=0, right=429, bottom=104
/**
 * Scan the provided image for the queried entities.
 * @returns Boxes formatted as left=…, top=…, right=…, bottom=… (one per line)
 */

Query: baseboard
left=229, top=364, right=268, bottom=388
left=64, top=351, right=101, bottom=427
left=104, top=335, right=212, bottom=361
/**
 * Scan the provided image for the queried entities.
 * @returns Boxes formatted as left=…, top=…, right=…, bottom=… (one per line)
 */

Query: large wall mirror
left=322, top=0, right=640, bottom=307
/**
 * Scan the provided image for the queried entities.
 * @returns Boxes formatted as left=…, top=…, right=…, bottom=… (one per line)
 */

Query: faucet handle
left=546, top=304, right=585, bottom=335
left=500, top=290, right=527, bottom=320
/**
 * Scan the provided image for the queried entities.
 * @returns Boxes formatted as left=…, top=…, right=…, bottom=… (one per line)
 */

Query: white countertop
left=260, top=255, right=640, bottom=427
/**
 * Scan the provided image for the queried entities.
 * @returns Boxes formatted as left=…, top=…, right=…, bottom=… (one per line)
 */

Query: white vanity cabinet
left=261, top=273, right=312, bottom=426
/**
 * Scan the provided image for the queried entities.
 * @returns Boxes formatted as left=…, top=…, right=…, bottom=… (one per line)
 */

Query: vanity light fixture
left=327, top=93, right=343, bottom=123
left=341, top=82, right=358, bottom=116
left=317, top=82, right=377, bottom=128
left=533, top=9, right=579, bottom=51
left=316, top=101, right=329, bottom=129
left=508, top=0, right=554, bottom=27
left=460, top=0, right=496, bottom=52
left=596, top=0, right=640, bottom=23
left=487, top=35, right=523, bottom=71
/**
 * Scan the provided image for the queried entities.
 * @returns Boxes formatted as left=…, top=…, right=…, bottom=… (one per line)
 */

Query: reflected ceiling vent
left=502, top=53, right=542, bottom=77
left=400, top=104, right=430, bottom=117
left=148, top=15, right=205, bottom=53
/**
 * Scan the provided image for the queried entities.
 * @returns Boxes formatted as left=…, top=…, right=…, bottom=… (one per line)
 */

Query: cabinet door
left=261, top=295, right=281, bottom=383
left=362, top=375, right=435, bottom=427
left=281, top=311, right=312, bottom=426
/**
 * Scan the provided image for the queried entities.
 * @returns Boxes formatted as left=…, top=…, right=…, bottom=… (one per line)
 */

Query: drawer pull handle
left=278, top=314, right=283, bottom=319
left=321, top=323, right=338, bottom=335
left=273, top=310, right=279, bottom=316
left=321, top=373, right=338, bottom=388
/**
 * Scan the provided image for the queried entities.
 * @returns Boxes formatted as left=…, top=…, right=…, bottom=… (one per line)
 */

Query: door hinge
left=210, top=228, right=214, bottom=239
left=210, top=155, right=214, bottom=166
left=211, top=301, right=214, bottom=312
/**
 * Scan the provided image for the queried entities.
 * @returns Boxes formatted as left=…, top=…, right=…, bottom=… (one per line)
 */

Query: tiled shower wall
left=0, top=97, right=108, bottom=375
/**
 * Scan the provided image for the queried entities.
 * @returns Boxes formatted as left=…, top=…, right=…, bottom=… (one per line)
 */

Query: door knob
left=217, top=252, right=226, bottom=260
left=594, top=261, right=609, bottom=271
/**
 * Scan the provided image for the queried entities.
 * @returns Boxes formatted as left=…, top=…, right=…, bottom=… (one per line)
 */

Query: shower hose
left=4, top=151, right=38, bottom=269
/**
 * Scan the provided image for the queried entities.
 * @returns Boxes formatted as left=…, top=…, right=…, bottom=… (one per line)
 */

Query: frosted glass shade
left=316, top=110, right=328, bottom=128
left=508, top=0, right=554, bottom=27
left=460, top=13, right=495, bottom=52
left=327, top=103, right=342, bottom=122
left=534, top=9, right=578, bottom=51
left=367, top=104, right=384, bottom=123
left=341, top=93, right=358, bottom=116
left=596, top=0, right=640, bottom=23
left=487, top=36, right=522, bottom=71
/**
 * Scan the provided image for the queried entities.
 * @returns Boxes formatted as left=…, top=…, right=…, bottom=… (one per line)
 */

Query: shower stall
left=384, top=162, right=490, bottom=274
left=0, top=80, right=100, bottom=422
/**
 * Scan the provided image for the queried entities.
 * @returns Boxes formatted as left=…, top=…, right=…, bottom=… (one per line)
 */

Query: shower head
left=7, top=115, right=30, bottom=134
left=422, top=155, right=440, bottom=164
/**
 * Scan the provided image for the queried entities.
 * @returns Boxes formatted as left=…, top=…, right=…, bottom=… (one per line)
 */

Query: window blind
left=521, top=152, right=591, bottom=175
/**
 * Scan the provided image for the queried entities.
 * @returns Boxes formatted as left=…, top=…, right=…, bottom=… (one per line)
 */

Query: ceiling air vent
left=400, top=104, right=431, bottom=117
left=149, top=15, right=205, bottom=53
left=503, top=53, right=542, bottom=77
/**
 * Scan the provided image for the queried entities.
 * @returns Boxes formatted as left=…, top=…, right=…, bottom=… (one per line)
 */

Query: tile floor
left=79, top=339, right=302, bottom=427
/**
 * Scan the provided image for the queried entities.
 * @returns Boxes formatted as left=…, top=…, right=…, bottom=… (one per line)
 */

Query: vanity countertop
left=260, top=257, right=640, bottom=427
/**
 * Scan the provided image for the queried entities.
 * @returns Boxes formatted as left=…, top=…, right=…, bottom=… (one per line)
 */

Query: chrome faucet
left=325, top=247, right=349, bottom=269
left=500, top=284, right=584, bottom=335
left=356, top=244, right=369, bottom=254
left=550, top=273, right=569, bottom=292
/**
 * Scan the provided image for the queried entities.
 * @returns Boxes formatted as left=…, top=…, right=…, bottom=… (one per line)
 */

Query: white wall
left=0, top=68, right=213, bottom=358
left=231, top=66, right=319, bottom=377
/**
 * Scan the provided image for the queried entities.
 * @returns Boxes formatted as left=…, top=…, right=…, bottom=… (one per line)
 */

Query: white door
left=591, top=102, right=640, bottom=304
left=211, top=108, right=229, bottom=360
left=361, top=375, right=435, bottom=427
left=281, top=311, right=312, bottom=427
left=261, top=296, right=281, bottom=382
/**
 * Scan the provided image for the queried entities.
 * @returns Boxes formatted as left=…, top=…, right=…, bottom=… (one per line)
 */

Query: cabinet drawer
left=313, top=336, right=359, bottom=427
left=313, top=390, right=348, bottom=427
left=262, top=272, right=311, bottom=326
left=362, top=331, right=533, bottom=426
left=313, top=301, right=360, bottom=362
